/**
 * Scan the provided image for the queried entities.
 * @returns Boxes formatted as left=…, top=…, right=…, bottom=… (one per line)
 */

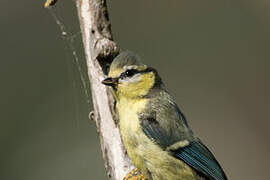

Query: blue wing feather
left=173, top=141, right=227, bottom=180
left=139, top=105, right=227, bottom=180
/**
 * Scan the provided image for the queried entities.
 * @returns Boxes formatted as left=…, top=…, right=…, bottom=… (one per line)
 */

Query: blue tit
left=102, top=51, right=227, bottom=180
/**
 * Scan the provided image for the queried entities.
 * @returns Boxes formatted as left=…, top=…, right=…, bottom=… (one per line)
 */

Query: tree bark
left=75, top=0, right=133, bottom=179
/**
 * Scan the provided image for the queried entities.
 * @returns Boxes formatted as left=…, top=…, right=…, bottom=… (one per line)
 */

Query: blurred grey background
left=0, top=0, right=269, bottom=179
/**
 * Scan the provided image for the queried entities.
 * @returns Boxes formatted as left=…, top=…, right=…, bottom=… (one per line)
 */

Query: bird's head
left=102, top=51, right=162, bottom=99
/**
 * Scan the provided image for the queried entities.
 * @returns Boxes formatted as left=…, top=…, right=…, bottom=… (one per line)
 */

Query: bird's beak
left=102, top=77, right=118, bottom=86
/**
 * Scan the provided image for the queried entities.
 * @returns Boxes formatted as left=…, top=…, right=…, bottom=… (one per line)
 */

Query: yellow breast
left=117, top=97, right=149, bottom=172
left=117, top=97, right=146, bottom=134
left=117, top=97, right=198, bottom=180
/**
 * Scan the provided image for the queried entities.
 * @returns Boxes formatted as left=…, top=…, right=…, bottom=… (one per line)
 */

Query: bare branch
left=75, top=0, right=133, bottom=179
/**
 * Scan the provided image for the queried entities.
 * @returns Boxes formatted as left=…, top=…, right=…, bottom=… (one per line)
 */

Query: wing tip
left=172, top=141, right=228, bottom=180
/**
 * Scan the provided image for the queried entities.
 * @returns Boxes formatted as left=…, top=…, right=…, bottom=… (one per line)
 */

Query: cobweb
left=46, top=3, right=92, bottom=127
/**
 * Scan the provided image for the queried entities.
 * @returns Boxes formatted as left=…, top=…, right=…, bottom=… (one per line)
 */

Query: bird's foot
left=123, top=168, right=147, bottom=180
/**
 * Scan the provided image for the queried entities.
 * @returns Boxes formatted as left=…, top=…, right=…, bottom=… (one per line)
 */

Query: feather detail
left=172, top=141, right=227, bottom=180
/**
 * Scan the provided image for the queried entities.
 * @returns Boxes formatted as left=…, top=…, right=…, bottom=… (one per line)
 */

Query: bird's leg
left=123, top=168, right=147, bottom=180
left=44, top=0, right=58, bottom=7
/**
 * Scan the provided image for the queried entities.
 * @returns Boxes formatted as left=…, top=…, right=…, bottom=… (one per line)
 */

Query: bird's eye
left=125, top=70, right=136, bottom=77
left=120, top=69, right=138, bottom=79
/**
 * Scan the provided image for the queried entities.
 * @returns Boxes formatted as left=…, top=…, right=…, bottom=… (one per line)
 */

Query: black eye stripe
left=119, top=67, right=154, bottom=79
left=125, top=69, right=138, bottom=77
left=120, top=69, right=139, bottom=79
left=140, top=67, right=155, bottom=74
